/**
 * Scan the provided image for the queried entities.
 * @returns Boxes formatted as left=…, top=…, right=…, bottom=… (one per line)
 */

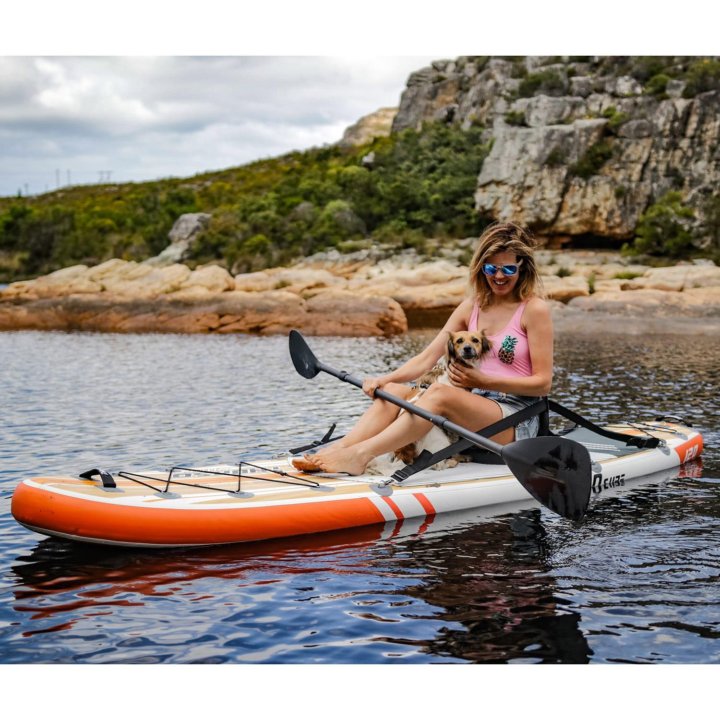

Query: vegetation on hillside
left=625, top=192, right=695, bottom=258
left=2, top=55, right=720, bottom=283
left=0, top=123, right=491, bottom=281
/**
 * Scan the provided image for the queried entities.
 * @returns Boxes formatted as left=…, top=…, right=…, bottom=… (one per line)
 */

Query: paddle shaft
left=316, top=360, right=504, bottom=456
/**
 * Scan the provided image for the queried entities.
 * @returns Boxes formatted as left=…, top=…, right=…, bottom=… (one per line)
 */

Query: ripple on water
left=0, top=329, right=719, bottom=663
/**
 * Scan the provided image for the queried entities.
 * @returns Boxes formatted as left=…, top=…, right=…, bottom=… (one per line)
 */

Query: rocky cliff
left=338, top=107, right=397, bottom=147
left=392, top=56, right=720, bottom=248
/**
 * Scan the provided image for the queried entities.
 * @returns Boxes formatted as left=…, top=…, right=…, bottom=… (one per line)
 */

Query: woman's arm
left=363, top=299, right=473, bottom=395
left=448, top=297, right=554, bottom=396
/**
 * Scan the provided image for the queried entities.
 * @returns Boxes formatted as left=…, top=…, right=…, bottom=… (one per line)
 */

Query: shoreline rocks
left=1, top=250, right=719, bottom=336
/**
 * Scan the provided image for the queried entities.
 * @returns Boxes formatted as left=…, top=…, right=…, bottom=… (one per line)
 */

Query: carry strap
left=79, top=468, right=117, bottom=489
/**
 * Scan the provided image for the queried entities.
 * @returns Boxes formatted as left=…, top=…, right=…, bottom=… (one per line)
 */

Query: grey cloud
left=0, top=56, right=435, bottom=196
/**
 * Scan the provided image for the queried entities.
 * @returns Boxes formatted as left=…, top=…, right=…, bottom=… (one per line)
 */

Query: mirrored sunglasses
left=482, top=263, right=521, bottom=277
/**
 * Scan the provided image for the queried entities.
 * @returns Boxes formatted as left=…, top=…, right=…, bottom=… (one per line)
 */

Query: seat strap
left=391, top=398, right=549, bottom=482
left=548, top=400, right=660, bottom=449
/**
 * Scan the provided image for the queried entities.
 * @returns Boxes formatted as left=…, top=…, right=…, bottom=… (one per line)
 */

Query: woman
left=294, top=221, right=552, bottom=475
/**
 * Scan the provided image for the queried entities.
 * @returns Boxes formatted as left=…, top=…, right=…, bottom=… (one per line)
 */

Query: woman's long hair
left=468, top=222, right=543, bottom=308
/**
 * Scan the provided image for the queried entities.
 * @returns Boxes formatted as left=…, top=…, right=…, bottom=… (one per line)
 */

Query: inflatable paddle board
left=11, top=418, right=703, bottom=548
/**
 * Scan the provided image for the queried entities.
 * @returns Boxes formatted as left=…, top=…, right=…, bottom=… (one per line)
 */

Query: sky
left=2, top=1, right=714, bottom=200
left=0, top=56, right=439, bottom=198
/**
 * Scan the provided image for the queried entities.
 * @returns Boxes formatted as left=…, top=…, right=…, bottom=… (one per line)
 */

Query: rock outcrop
left=338, top=107, right=397, bottom=147
left=2, top=250, right=719, bottom=336
left=146, top=213, right=212, bottom=265
left=392, top=56, right=720, bottom=248
left=0, top=259, right=407, bottom=337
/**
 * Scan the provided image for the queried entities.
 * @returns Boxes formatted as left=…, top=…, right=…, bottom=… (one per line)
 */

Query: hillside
left=0, top=123, right=488, bottom=282
left=1, top=55, right=719, bottom=283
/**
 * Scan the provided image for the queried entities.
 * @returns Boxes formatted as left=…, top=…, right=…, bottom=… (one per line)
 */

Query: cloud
left=0, top=56, right=436, bottom=196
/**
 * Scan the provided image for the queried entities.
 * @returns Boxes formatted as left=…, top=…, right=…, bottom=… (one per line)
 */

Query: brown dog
left=369, top=329, right=492, bottom=473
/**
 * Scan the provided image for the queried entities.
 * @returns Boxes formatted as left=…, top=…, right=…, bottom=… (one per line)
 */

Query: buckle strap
left=289, top=423, right=345, bottom=455
left=391, top=398, right=549, bottom=482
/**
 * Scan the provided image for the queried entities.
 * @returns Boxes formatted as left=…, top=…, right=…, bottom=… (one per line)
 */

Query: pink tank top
left=468, top=300, right=532, bottom=377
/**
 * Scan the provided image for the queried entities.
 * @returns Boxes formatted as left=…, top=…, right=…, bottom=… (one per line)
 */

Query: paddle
left=289, top=330, right=592, bottom=521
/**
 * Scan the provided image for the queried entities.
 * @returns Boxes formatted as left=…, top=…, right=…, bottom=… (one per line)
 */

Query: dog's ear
left=480, top=329, right=492, bottom=355
left=395, top=443, right=417, bottom=465
left=446, top=332, right=456, bottom=360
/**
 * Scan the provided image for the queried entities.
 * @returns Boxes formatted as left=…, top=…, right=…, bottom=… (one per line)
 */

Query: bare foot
left=291, top=455, right=323, bottom=472
left=313, top=445, right=372, bottom=476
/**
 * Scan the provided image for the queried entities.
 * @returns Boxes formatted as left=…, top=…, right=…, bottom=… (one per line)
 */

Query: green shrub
left=556, top=266, right=572, bottom=278
left=630, top=57, right=674, bottom=82
left=612, top=270, right=644, bottom=280
left=602, top=106, right=630, bottom=133
left=645, top=73, right=671, bottom=98
left=701, top=193, right=720, bottom=259
left=545, top=147, right=567, bottom=167
left=682, top=58, right=720, bottom=97
left=0, top=121, right=493, bottom=279
left=588, top=271, right=596, bottom=294
left=504, top=110, right=527, bottom=126
left=569, top=140, right=614, bottom=179
left=518, top=69, right=566, bottom=98
left=311, top=200, right=365, bottom=247
left=629, top=191, right=695, bottom=257
left=473, top=57, right=490, bottom=72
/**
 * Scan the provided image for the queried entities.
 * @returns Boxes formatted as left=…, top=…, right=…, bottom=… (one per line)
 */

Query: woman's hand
left=448, top=361, right=486, bottom=390
left=362, top=376, right=388, bottom=398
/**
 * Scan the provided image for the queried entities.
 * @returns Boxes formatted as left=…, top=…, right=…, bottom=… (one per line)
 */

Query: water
left=0, top=329, right=719, bottom=665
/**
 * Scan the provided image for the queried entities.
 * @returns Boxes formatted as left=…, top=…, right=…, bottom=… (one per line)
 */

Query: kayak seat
left=391, top=397, right=661, bottom=482
left=457, top=397, right=552, bottom=463
left=392, top=398, right=551, bottom=480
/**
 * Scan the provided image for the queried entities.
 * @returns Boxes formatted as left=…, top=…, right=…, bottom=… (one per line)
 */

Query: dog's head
left=446, top=330, right=492, bottom=366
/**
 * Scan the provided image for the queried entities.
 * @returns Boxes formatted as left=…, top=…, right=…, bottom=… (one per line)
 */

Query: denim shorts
left=471, top=389, right=541, bottom=440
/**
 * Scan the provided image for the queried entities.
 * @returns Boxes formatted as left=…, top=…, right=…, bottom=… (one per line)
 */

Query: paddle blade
left=289, top=330, right=320, bottom=379
left=501, top=436, right=592, bottom=521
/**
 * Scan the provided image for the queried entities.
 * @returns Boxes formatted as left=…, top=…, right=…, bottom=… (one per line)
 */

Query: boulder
left=177, top=265, right=235, bottom=294
left=2, top=247, right=719, bottom=337
left=123, top=264, right=193, bottom=297
left=1, top=264, right=101, bottom=299
left=623, top=264, right=720, bottom=291
left=541, top=275, right=590, bottom=302
left=568, top=287, right=720, bottom=318
left=146, top=213, right=212, bottom=265
left=0, top=287, right=407, bottom=337
left=234, top=267, right=341, bottom=294
left=303, top=290, right=407, bottom=336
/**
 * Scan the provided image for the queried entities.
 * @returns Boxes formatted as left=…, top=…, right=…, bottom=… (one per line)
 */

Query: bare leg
left=313, top=385, right=511, bottom=475
left=322, top=383, right=417, bottom=450
left=292, top=383, right=416, bottom=471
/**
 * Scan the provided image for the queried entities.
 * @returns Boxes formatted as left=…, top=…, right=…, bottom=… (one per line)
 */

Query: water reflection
left=397, top=510, right=592, bottom=663
left=9, top=505, right=595, bottom=663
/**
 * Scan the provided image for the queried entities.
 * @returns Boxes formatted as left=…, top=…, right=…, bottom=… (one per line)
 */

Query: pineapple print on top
left=498, top=335, right=519, bottom=365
